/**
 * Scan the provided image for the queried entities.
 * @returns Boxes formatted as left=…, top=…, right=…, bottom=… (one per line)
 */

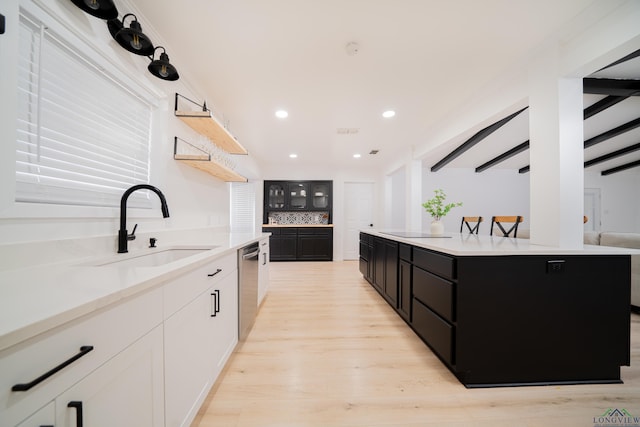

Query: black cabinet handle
left=208, top=268, right=222, bottom=277
left=68, top=401, right=83, bottom=427
left=12, top=346, right=94, bottom=392
left=211, top=290, right=220, bottom=317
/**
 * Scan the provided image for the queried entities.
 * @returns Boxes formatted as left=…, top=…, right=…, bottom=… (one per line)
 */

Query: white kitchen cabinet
left=55, top=326, right=164, bottom=427
left=164, top=260, right=238, bottom=427
left=1, top=288, right=163, bottom=427
left=15, top=402, right=54, bottom=427
left=258, top=237, right=270, bottom=306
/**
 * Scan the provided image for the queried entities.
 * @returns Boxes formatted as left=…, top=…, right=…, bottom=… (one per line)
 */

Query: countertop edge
left=361, top=230, right=640, bottom=256
left=0, top=233, right=269, bottom=352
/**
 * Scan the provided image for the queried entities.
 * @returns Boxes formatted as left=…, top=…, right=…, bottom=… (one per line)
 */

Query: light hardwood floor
left=194, top=261, right=640, bottom=427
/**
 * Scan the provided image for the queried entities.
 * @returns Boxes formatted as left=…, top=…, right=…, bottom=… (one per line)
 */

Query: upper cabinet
left=264, top=180, right=332, bottom=223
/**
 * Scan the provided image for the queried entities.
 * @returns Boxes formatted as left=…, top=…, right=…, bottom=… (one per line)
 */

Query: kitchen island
left=359, top=230, right=635, bottom=388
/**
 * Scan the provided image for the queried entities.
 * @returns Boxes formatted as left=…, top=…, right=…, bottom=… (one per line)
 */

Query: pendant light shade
left=109, top=13, right=154, bottom=56
left=70, top=0, right=118, bottom=20
left=148, top=47, right=179, bottom=81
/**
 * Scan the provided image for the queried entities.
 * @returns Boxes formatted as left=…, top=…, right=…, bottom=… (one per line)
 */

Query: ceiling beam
left=475, top=141, right=529, bottom=173
left=601, top=159, right=640, bottom=176
left=584, top=117, right=640, bottom=148
left=584, top=142, right=640, bottom=168
left=596, top=48, right=640, bottom=72
left=583, top=95, right=627, bottom=119
left=518, top=165, right=529, bottom=174
left=583, top=78, right=640, bottom=96
left=430, top=107, right=527, bottom=172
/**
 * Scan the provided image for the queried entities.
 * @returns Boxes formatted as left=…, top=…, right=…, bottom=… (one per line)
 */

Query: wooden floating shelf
left=175, top=110, right=248, bottom=155
left=174, top=154, right=247, bottom=182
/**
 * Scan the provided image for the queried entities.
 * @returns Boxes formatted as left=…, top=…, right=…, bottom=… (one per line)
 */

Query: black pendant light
left=70, top=0, right=118, bottom=20
left=108, top=13, right=154, bottom=56
left=148, top=46, right=179, bottom=81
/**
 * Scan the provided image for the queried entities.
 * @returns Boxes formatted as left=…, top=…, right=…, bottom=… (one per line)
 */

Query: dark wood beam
left=596, top=48, right=640, bottom=72
left=518, top=165, right=529, bottom=174
left=584, top=117, right=640, bottom=148
left=584, top=143, right=640, bottom=168
left=583, top=78, right=640, bottom=96
left=584, top=96, right=627, bottom=119
left=430, top=107, right=527, bottom=172
left=601, top=159, right=640, bottom=176
left=475, top=141, right=529, bottom=173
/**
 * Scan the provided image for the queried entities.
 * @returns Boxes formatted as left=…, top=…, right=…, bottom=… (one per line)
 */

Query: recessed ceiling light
left=275, top=110, right=288, bottom=118
left=382, top=110, right=396, bottom=118
left=353, top=153, right=361, bottom=158
left=289, top=153, right=297, bottom=158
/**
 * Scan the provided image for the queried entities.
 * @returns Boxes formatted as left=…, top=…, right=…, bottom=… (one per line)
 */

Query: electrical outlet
left=547, top=260, right=565, bottom=274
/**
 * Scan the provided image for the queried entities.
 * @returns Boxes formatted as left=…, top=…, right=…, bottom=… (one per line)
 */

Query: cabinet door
left=258, top=238, right=270, bottom=305
left=164, top=288, right=216, bottom=427
left=372, top=238, right=385, bottom=292
left=16, top=402, right=54, bottom=427
left=398, top=259, right=412, bottom=321
left=270, top=229, right=297, bottom=261
left=297, top=228, right=333, bottom=261
left=55, top=326, right=164, bottom=427
left=383, top=240, right=399, bottom=305
left=265, top=182, right=286, bottom=210
left=310, top=182, right=331, bottom=209
left=164, top=271, right=238, bottom=427
left=209, top=272, right=239, bottom=381
left=287, top=182, right=309, bottom=209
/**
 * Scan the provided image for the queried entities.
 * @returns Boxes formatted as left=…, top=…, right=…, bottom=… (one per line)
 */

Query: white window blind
left=230, top=182, right=256, bottom=233
left=16, top=11, right=152, bottom=208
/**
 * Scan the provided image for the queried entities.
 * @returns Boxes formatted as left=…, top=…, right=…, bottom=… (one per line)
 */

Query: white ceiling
left=129, top=0, right=638, bottom=176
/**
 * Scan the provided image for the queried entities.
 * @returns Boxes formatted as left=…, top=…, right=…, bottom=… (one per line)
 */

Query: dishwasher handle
left=242, top=249, right=260, bottom=259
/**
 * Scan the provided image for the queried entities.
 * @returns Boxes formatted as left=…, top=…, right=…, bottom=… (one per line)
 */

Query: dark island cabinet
left=359, top=231, right=631, bottom=388
left=264, top=227, right=333, bottom=261
left=373, top=237, right=398, bottom=306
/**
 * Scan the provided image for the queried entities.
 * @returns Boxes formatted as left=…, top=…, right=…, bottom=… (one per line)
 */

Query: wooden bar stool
left=490, top=215, right=523, bottom=237
left=460, top=216, right=483, bottom=234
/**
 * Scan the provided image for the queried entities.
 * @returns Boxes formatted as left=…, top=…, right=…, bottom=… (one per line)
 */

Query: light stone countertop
left=0, top=231, right=269, bottom=352
left=364, top=229, right=640, bottom=256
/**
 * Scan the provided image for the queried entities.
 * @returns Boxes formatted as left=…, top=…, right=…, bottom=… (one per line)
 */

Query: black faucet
left=118, top=184, right=170, bottom=253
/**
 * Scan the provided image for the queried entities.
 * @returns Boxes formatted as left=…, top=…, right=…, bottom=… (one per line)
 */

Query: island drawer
left=399, top=243, right=412, bottom=261
left=413, top=266, right=454, bottom=322
left=412, top=298, right=454, bottom=365
left=413, top=247, right=455, bottom=280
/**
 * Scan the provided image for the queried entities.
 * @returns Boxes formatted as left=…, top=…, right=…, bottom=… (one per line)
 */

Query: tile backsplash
left=268, top=211, right=329, bottom=225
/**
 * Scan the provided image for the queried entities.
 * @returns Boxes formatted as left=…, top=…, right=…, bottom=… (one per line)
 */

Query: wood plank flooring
left=194, top=261, right=640, bottom=427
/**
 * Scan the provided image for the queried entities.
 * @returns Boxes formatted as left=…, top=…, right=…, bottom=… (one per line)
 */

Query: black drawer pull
left=208, top=268, right=222, bottom=277
left=12, top=346, right=94, bottom=392
left=68, top=401, right=84, bottom=427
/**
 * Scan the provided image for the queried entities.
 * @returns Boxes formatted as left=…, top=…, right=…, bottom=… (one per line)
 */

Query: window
left=230, top=182, right=256, bottom=232
left=15, top=10, right=153, bottom=209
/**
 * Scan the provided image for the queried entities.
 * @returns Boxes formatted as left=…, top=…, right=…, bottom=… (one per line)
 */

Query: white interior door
left=344, top=182, right=374, bottom=260
left=584, top=188, right=601, bottom=232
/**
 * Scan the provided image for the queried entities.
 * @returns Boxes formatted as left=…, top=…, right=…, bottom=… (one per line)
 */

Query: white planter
left=430, top=220, right=444, bottom=236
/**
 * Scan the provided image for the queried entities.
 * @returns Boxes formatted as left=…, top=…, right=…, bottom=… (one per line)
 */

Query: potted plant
left=422, top=189, right=462, bottom=235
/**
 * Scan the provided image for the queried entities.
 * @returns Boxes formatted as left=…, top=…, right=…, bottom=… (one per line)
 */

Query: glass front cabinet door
left=288, top=182, right=309, bottom=209
left=311, top=182, right=330, bottom=209
left=267, top=182, right=286, bottom=209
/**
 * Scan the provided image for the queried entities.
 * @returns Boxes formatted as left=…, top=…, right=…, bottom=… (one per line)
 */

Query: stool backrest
left=460, top=216, right=483, bottom=234
left=490, top=215, right=523, bottom=237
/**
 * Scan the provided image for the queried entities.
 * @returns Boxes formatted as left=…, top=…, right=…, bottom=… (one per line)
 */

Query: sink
left=87, top=246, right=218, bottom=268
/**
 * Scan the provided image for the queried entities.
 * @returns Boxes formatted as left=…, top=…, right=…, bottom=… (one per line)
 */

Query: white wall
left=421, top=168, right=531, bottom=235
left=0, top=0, right=238, bottom=245
left=585, top=169, right=640, bottom=233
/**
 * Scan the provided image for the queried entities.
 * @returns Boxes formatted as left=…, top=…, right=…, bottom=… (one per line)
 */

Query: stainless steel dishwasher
left=238, top=242, right=260, bottom=341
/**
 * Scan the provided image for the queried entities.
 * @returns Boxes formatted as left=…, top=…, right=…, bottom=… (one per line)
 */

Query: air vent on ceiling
left=337, top=128, right=359, bottom=134
left=369, top=149, right=379, bottom=155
